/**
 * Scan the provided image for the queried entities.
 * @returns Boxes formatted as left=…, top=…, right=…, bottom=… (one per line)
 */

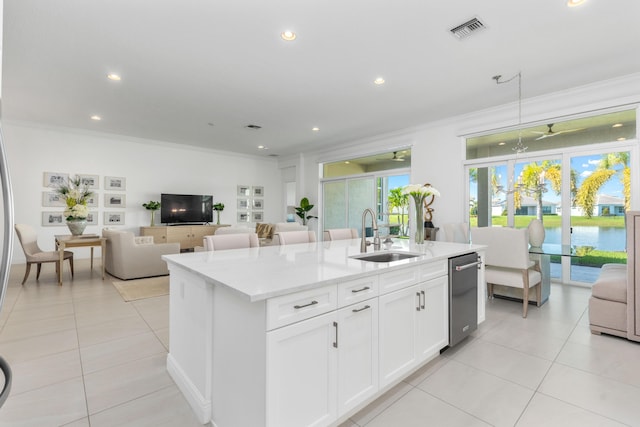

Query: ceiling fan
left=377, top=151, right=406, bottom=161
left=531, top=123, right=584, bottom=140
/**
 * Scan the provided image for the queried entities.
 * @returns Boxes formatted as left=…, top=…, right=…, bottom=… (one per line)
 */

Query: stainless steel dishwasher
left=448, top=253, right=480, bottom=347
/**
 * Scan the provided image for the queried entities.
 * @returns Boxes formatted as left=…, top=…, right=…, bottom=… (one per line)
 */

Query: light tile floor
left=0, top=260, right=638, bottom=426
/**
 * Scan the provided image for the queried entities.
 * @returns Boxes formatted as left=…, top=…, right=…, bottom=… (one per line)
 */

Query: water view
left=544, top=226, right=626, bottom=252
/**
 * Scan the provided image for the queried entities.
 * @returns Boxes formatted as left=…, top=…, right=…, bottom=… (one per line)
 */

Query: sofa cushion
left=592, top=264, right=627, bottom=303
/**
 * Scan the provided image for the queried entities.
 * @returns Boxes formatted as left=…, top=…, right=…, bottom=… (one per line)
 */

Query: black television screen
left=160, top=194, right=213, bottom=224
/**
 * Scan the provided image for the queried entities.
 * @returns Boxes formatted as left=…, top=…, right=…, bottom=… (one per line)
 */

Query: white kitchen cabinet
left=379, top=276, right=448, bottom=387
left=416, top=276, right=448, bottom=362
left=337, top=299, right=379, bottom=414
left=266, top=311, right=338, bottom=427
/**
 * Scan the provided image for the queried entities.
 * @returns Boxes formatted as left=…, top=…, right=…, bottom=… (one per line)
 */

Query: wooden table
left=55, top=234, right=106, bottom=286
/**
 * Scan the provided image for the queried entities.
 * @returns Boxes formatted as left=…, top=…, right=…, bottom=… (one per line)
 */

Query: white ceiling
left=2, top=1, right=640, bottom=157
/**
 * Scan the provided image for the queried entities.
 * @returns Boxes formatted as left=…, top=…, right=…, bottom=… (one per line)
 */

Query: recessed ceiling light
left=345, top=161, right=350, bottom=164
left=106, top=73, right=121, bottom=81
left=617, top=137, right=627, bottom=141
left=312, top=127, right=320, bottom=132
left=281, top=31, right=296, bottom=41
left=90, top=115, right=102, bottom=121
left=374, top=77, right=385, bottom=85
left=498, top=142, right=506, bottom=146
left=258, top=145, right=269, bottom=150
left=567, top=0, right=586, bottom=7
left=612, top=123, right=623, bottom=128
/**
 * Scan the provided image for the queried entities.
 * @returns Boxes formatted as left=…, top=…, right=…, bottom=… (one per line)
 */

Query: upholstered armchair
left=277, top=230, right=317, bottom=245
left=102, top=229, right=180, bottom=280
left=471, top=226, right=542, bottom=318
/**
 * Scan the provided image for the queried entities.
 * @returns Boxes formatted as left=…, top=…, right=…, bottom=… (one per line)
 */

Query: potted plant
left=213, top=202, right=225, bottom=225
left=142, top=200, right=161, bottom=226
left=295, top=197, right=317, bottom=226
left=56, top=176, right=93, bottom=235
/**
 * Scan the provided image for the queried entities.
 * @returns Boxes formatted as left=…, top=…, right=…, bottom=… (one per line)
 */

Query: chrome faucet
left=361, top=208, right=381, bottom=253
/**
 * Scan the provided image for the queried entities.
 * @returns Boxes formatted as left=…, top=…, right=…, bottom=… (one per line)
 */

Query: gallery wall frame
left=252, top=186, right=264, bottom=197
left=237, top=212, right=250, bottom=222
left=43, top=172, right=69, bottom=187
left=86, top=211, right=99, bottom=225
left=42, top=211, right=65, bottom=226
left=42, top=191, right=66, bottom=207
left=237, top=198, right=249, bottom=210
left=105, top=176, right=126, bottom=191
left=237, top=185, right=250, bottom=197
left=78, top=174, right=99, bottom=189
left=252, top=199, right=263, bottom=209
left=105, top=194, right=126, bottom=208
left=104, top=211, right=125, bottom=225
left=252, top=211, right=264, bottom=222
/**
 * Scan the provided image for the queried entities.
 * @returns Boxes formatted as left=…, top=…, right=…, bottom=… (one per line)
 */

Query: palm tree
left=515, top=161, right=561, bottom=222
left=388, top=187, right=408, bottom=236
left=575, top=152, right=629, bottom=218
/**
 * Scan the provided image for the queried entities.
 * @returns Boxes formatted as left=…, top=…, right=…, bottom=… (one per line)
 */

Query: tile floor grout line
left=70, top=280, right=92, bottom=426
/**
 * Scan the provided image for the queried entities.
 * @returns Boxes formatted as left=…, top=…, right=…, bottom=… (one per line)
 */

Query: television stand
left=140, top=224, right=229, bottom=250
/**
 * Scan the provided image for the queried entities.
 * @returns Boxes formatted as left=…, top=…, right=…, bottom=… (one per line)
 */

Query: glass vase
left=216, top=211, right=221, bottom=225
left=66, top=219, right=87, bottom=236
left=150, top=211, right=156, bottom=227
left=414, top=196, right=425, bottom=244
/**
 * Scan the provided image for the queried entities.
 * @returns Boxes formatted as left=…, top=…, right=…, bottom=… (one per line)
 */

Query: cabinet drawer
left=337, top=275, right=379, bottom=308
left=419, top=260, right=448, bottom=282
left=379, top=266, right=420, bottom=295
left=267, top=284, right=338, bottom=330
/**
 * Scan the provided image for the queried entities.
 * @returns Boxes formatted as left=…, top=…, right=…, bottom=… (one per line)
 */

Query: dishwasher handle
left=455, top=260, right=482, bottom=271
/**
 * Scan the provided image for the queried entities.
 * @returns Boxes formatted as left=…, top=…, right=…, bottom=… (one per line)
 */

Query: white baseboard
left=167, top=354, right=211, bottom=424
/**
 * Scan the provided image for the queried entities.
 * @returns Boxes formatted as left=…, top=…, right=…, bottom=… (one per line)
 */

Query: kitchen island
left=163, top=238, right=486, bottom=426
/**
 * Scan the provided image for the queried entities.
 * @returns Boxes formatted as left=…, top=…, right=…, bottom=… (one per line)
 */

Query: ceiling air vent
left=450, top=17, right=486, bottom=40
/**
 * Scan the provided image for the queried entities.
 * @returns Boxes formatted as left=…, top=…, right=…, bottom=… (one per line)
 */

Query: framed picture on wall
left=252, top=199, right=263, bottom=209
left=105, top=176, right=126, bottom=191
left=252, top=186, right=264, bottom=197
left=105, top=194, right=126, bottom=208
left=42, top=191, right=66, bottom=207
left=237, top=185, right=250, bottom=197
left=86, top=211, right=99, bottom=225
left=237, top=198, right=249, bottom=210
left=86, top=195, right=98, bottom=207
left=237, top=212, right=250, bottom=222
left=78, top=174, right=99, bottom=189
left=252, top=211, right=264, bottom=222
left=104, top=211, right=125, bottom=225
left=42, top=211, right=65, bottom=226
left=43, top=172, right=69, bottom=188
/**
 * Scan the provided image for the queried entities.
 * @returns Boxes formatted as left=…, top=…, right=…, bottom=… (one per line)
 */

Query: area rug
left=112, top=276, right=170, bottom=302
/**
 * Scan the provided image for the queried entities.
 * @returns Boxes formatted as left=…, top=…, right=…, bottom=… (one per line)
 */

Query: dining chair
left=325, top=228, right=359, bottom=241
left=442, top=223, right=469, bottom=243
left=14, top=223, right=74, bottom=285
left=471, top=226, right=542, bottom=318
left=276, top=231, right=317, bottom=245
left=204, top=233, right=260, bottom=251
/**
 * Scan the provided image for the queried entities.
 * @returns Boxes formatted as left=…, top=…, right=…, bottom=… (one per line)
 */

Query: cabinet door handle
left=352, top=304, right=371, bottom=313
left=416, top=292, right=421, bottom=311
left=333, top=321, right=338, bottom=348
left=294, top=300, right=318, bottom=309
left=351, top=286, right=370, bottom=293
left=421, top=290, right=426, bottom=310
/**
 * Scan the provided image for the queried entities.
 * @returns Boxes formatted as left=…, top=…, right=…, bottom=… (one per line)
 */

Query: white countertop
left=163, top=239, right=484, bottom=302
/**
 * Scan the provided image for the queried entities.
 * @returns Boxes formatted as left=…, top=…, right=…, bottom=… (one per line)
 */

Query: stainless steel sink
left=350, top=252, right=420, bottom=263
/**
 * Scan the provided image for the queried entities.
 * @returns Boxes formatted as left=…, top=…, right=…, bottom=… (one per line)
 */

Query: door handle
left=352, top=304, right=371, bottom=313
left=351, top=286, right=370, bottom=293
left=333, top=321, right=338, bottom=348
left=455, top=261, right=482, bottom=271
left=416, top=292, right=421, bottom=311
left=294, top=300, right=318, bottom=309
left=420, top=290, right=426, bottom=309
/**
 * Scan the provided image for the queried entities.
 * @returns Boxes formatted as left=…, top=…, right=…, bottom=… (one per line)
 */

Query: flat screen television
left=160, top=194, right=213, bottom=224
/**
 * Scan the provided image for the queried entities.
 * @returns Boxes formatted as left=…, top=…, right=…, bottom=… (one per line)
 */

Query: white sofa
left=102, top=229, right=180, bottom=280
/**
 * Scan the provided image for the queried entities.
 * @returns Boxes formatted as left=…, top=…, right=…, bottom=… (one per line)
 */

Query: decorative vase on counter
left=414, top=200, right=425, bottom=244
left=66, top=219, right=87, bottom=236
left=150, top=210, right=156, bottom=227
left=528, top=218, right=545, bottom=247
left=215, top=211, right=220, bottom=225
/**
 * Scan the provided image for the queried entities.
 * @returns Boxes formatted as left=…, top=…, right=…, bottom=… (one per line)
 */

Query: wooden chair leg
left=21, top=262, right=31, bottom=285
left=68, top=257, right=74, bottom=277
left=487, top=282, right=494, bottom=299
left=36, top=263, right=43, bottom=280
left=522, top=269, right=529, bottom=318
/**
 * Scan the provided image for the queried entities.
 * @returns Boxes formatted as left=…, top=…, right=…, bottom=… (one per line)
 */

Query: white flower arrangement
left=56, top=176, right=93, bottom=220
left=401, top=183, right=441, bottom=198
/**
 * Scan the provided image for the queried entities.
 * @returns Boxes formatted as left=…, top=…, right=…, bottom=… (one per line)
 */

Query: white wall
left=6, top=122, right=282, bottom=262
